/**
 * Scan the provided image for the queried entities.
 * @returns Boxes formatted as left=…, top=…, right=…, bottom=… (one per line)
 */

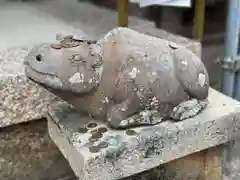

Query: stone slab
left=47, top=88, right=240, bottom=180
left=0, top=119, right=76, bottom=180
left=0, top=46, right=59, bottom=128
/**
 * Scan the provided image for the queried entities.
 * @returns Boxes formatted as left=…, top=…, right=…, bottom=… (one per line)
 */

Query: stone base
left=47, top=88, right=240, bottom=180
left=0, top=119, right=76, bottom=180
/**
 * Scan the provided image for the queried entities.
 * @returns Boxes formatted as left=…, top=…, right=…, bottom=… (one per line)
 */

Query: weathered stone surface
left=0, top=1, right=201, bottom=129
left=0, top=119, right=76, bottom=180
left=0, top=28, right=200, bottom=130
left=24, top=27, right=208, bottom=129
left=47, top=88, right=240, bottom=180
left=0, top=46, right=60, bottom=128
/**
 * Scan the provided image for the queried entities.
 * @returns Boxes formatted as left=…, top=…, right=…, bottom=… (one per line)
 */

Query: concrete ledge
left=47, top=88, right=240, bottom=180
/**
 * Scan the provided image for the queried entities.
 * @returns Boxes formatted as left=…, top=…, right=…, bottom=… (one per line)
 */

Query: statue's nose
left=36, top=54, right=42, bottom=62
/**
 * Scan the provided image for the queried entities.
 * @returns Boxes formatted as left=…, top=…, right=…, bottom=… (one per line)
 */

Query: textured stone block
left=0, top=119, right=76, bottom=180
left=47, top=88, right=240, bottom=180
left=0, top=46, right=60, bottom=128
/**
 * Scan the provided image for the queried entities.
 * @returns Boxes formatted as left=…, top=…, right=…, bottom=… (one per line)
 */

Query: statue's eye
left=91, top=64, right=97, bottom=69
left=168, top=44, right=178, bottom=50
left=36, top=54, right=42, bottom=62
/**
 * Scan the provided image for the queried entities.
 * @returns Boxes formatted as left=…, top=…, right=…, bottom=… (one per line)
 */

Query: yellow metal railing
left=117, top=0, right=129, bottom=27
left=192, top=0, right=206, bottom=40
left=117, top=0, right=206, bottom=41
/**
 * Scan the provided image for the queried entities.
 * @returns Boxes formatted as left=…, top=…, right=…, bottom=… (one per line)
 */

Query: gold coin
left=126, top=129, right=137, bottom=136
left=91, top=132, right=103, bottom=139
left=97, top=127, right=108, bottom=133
left=78, top=127, right=88, bottom=133
left=50, top=43, right=62, bottom=49
left=88, top=136, right=99, bottom=143
left=89, top=146, right=100, bottom=153
left=61, top=40, right=79, bottom=48
left=87, top=122, right=98, bottom=128
left=98, top=142, right=109, bottom=149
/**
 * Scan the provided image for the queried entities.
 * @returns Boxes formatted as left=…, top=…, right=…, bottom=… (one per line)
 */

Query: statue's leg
left=106, top=92, right=140, bottom=129
left=107, top=93, right=163, bottom=129
left=107, top=107, right=162, bottom=129
left=170, top=98, right=208, bottom=121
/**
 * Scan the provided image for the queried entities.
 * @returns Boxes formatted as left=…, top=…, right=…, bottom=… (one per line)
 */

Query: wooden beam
left=117, top=0, right=128, bottom=27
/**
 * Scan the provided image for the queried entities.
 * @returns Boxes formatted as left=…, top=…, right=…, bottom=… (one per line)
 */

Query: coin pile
left=50, top=34, right=97, bottom=49
left=88, top=126, right=108, bottom=142
left=88, top=126, right=110, bottom=153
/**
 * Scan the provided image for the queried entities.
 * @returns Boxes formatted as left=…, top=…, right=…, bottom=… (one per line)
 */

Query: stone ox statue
left=24, top=27, right=209, bottom=129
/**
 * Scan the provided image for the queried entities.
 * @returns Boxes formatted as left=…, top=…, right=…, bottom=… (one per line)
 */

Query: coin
left=61, top=40, right=72, bottom=48
left=91, top=132, right=103, bottom=139
left=62, top=40, right=79, bottom=48
left=87, top=122, right=98, bottom=128
left=126, top=129, right=137, bottom=136
left=78, top=127, right=88, bottom=133
left=90, top=129, right=98, bottom=134
left=97, top=127, right=108, bottom=133
left=50, top=43, right=62, bottom=49
left=73, top=35, right=85, bottom=41
left=89, top=146, right=100, bottom=153
left=88, top=136, right=99, bottom=143
left=98, top=141, right=109, bottom=149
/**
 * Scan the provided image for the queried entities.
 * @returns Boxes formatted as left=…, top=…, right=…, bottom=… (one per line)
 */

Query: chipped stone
left=69, top=72, right=84, bottom=84
left=128, top=67, right=138, bottom=79
left=120, top=119, right=128, bottom=127
left=101, top=97, right=109, bottom=104
left=198, top=73, right=206, bottom=87
left=151, top=71, right=157, bottom=76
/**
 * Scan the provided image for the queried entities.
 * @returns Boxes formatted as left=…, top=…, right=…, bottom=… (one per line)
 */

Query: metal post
left=232, top=0, right=240, bottom=100
left=220, top=0, right=240, bottom=177
left=221, top=0, right=240, bottom=98
left=117, top=0, right=128, bottom=27
left=192, top=0, right=206, bottom=41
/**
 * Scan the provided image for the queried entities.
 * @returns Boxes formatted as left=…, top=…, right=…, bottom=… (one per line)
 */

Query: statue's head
left=24, top=35, right=103, bottom=94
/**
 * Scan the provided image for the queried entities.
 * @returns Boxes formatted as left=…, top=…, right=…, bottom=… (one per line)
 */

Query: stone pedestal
left=47, top=88, right=240, bottom=180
